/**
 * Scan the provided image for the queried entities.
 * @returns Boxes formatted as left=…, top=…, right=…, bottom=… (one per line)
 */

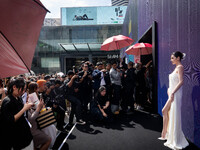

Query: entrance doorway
left=137, top=21, right=157, bottom=113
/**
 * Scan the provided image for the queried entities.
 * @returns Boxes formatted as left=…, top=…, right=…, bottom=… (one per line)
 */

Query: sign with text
left=107, top=54, right=119, bottom=59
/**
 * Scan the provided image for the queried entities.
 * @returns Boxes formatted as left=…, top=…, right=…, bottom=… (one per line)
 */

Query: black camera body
left=87, top=71, right=91, bottom=76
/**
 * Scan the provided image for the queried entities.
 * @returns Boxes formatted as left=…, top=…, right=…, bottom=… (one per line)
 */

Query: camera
left=87, top=71, right=91, bottom=75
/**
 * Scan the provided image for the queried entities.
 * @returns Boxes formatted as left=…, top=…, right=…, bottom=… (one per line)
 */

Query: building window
left=41, top=57, right=60, bottom=68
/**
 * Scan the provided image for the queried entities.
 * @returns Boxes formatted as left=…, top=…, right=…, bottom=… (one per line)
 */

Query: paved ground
left=53, top=110, right=199, bottom=150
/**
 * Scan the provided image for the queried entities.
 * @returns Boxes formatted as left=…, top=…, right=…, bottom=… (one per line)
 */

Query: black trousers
left=66, top=95, right=82, bottom=124
left=135, top=86, right=147, bottom=106
left=111, top=84, right=121, bottom=105
left=105, top=85, right=112, bottom=102
left=90, top=105, right=112, bottom=122
left=121, top=86, right=135, bottom=111
left=53, top=105, right=65, bottom=130
left=79, top=88, right=92, bottom=113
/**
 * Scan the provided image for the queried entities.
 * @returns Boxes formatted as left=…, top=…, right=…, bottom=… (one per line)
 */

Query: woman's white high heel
left=158, top=132, right=168, bottom=141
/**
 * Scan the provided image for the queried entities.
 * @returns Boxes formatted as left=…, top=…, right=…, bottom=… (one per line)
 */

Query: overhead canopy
left=0, top=0, right=48, bottom=78
left=59, top=43, right=102, bottom=52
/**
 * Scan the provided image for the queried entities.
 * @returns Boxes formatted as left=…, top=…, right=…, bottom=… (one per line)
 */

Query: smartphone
left=39, top=93, right=43, bottom=100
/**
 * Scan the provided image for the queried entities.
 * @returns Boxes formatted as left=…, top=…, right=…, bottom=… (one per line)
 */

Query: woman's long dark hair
left=7, top=77, right=26, bottom=96
left=95, top=86, right=106, bottom=98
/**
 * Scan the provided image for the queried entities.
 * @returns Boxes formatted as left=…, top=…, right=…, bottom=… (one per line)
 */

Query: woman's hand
left=24, top=102, right=34, bottom=111
left=37, top=99, right=44, bottom=110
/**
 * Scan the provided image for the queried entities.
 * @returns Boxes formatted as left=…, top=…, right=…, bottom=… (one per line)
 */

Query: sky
left=40, top=0, right=112, bottom=18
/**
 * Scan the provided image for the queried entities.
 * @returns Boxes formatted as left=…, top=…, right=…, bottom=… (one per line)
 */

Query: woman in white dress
left=159, top=51, right=189, bottom=150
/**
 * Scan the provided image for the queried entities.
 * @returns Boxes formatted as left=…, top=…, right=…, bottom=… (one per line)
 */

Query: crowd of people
left=0, top=60, right=153, bottom=150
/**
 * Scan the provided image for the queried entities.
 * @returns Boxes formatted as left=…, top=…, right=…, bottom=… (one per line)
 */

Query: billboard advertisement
left=61, top=6, right=127, bottom=25
left=61, top=7, right=97, bottom=25
left=97, top=6, right=127, bottom=24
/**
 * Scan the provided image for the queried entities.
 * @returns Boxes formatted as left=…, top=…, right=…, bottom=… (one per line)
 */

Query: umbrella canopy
left=0, top=0, right=48, bottom=78
left=125, top=42, right=152, bottom=55
left=100, top=35, right=134, bottom=51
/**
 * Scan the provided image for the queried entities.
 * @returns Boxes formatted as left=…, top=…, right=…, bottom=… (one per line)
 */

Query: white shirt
left=100, top=71, right=106, bottom=86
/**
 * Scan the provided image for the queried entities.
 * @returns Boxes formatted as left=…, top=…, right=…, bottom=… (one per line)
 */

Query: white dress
left=164, top=70, right=189, bottom=149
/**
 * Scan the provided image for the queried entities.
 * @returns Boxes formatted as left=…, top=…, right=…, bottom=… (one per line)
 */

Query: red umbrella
left=100, top=35, right=134, bottom=51
left=0, top=0, right=48, bottom=78
left=125, top=42, right=152, bottom=55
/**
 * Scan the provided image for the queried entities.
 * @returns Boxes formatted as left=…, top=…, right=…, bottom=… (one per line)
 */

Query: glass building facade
left=32, top=25, right=122, bottom=74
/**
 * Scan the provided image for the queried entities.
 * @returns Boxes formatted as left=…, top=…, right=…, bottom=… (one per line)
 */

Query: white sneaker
left=76, top=119, right=86, bottom=125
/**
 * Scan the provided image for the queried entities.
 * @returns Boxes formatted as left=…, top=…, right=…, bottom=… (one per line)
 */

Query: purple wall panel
left=122, top=0, right=200, bottom=147
left=188, top=0, right=200, bottom=146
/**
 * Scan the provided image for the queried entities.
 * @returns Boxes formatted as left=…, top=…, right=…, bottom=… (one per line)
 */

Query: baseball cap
left=67, top=70, right=74, bottom=76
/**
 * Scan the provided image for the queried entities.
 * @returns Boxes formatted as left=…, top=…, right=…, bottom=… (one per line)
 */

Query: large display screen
left=61, top=6, right=127, bottom=25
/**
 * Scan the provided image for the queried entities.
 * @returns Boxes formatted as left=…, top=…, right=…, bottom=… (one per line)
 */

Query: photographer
left=78, top=63, right=93, bottom=114
left=63, top=70, right=85, bottom=125
left=40, top=81, right=65, bottom=132
left=85, top=61, right=94, bottom=74
left=92, top=62, right=104, bottom=95
left=51, top=79, right=66, bottom=111
left=99, top=63, right=113, bottom=105
left=50, top=79, right=66, bottom=131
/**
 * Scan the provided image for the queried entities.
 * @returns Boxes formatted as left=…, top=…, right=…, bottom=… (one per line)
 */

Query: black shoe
left=58, top=128, right=68, bottom=134
left=66, top=123, right=74, bottom=131
left=61, top=130, right=68, bottom=134
left=76, top=119, right=86, bottom=125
